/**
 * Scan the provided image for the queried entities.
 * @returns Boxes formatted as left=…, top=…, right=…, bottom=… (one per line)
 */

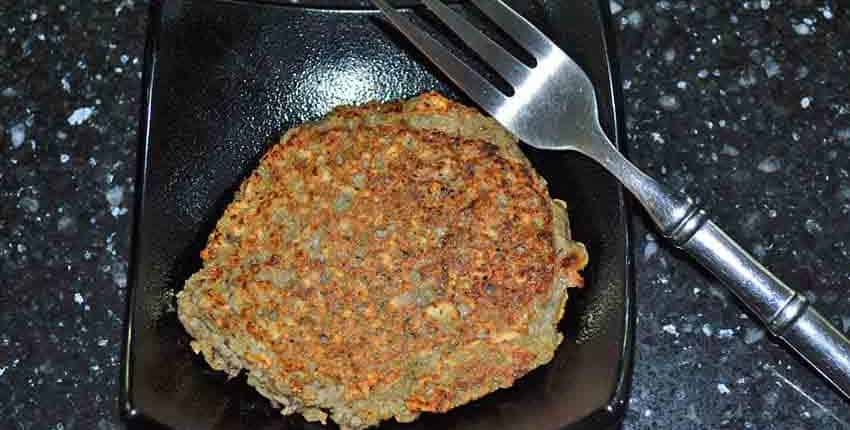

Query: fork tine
left=370, top=0, right=509, bottom=116
left=421, top=0, right=530, bottom=88
left=469, top=0, right=558, bottom=59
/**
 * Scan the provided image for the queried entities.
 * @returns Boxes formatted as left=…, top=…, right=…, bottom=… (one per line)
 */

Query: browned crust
left=178, top=93, right=588, bottom=429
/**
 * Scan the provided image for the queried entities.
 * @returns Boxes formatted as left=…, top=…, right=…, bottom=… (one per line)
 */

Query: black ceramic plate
left=121, top=1, right=633, bottom=429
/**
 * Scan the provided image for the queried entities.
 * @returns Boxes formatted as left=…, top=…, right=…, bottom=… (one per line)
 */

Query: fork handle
left=587, top=129, right=850, bottom=399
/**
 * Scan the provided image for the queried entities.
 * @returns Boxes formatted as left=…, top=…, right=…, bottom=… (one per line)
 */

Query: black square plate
left=121, top=1, right=634, bottom=429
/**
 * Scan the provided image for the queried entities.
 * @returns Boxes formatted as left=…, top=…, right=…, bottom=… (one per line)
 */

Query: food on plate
left=177, top=93, right=588, bottom=429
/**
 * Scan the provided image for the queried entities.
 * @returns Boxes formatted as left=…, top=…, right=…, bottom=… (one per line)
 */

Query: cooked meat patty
left=177, top=93, right=588, bottom=430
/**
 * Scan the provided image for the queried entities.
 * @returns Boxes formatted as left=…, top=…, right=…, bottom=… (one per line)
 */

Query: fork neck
left=584, top=128, right=706, bottom=246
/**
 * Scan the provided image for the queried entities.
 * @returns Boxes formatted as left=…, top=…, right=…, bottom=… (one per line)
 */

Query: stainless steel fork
left=371, top=0, right=850, bottom=399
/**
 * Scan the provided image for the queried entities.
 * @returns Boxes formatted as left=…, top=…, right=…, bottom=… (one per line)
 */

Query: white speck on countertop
left=721, top=144, right=740, bottom=156
left=676, top=80, right=687, bottom=89
left=650, top=132, right=665, bottom=144
left=744, top=327, right=765, bottom=344
left=644, top=409, right=653, bottom=417
left=97, top=338, right=108, bottom=347
left=739, top=70, right=758, bottom=87
left=113, top=263, right=128, bottom=288
left=61, top=76, right=71, bottom=93
left=9, top=123, right=26, bottom=149
left=760, top=0, right=770, bottom=9
left=662, top=324, right=679, bottom=337
left=60, top=154, right=70, bottom=163
left=67, top=107, right=95, bottom=126
left=643, top=237, right=658, bottom=260
left=698, top=69, right=709, bottom=79
left=114, top=0, right=135, bottom=16
left=19, top=197, right=39, bottom=213
left=693, top=287, right=701, bottom=295
left=757, top=156, right=782, bottom=173
left=717, top=328, right=735, bottom=338
left=73, top=292, right=84, bottom=304
left=659, top=94, right=680, bottom=111
left=804, top=219, right=823, bottom=235
left=820, top=6, right=833, bottom=19
left=717, top=383, right=731, bottom=394
left=801, top=97, right=812, bottom=109
left=624, top=10, right=643, bottom=28
left=57, top=215, right=74, bottom=232
left=105, top=185, right=124, bottom=207
left=702, top=323, right=713, bottom=336
left=763, top=57, right=780, bottom=78
left=841, top=317, right=850, bottom=333
left=793, top=22, right=811, bottom=35
left=609, top=1, right=622, bottom=15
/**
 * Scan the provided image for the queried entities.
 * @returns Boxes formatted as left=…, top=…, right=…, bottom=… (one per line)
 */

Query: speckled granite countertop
left=2, top=1, right=849, bottom=429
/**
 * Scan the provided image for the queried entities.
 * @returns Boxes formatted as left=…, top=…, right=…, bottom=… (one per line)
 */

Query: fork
left=371, top=0, right=850, bottom=399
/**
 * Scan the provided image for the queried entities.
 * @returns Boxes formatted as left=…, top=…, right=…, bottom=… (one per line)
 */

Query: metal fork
left=371, top=0, right=850, bottom=399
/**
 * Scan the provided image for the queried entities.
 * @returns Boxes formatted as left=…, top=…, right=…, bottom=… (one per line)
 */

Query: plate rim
left=568, top=0, right=636, bottom=427
left=119, top=0, right=160, bottom=421
left=119, top=1, right=635, bottom=428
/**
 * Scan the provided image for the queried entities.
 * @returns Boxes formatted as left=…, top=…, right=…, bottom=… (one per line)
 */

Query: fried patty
left=177, top=93, right=588, bottom=429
